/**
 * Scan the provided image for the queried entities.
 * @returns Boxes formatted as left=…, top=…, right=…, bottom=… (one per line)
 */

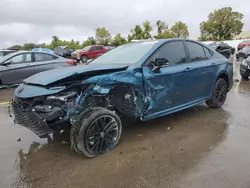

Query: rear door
left=88, top=46, right=98, bottom=59
left=183, top=40, right=216, bottom=101
left=95, top=46, right=105, bottom=58
left=32, top=52, right=67, bottom=75
left=1, top=53, right=34, bottom=84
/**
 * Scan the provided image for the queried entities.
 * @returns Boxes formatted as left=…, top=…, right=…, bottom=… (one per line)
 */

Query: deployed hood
left=24, top=64, right=128, bottom=86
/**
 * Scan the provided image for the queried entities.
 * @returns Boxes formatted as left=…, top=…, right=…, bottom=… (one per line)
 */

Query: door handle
left=184, top=67, right=191, bottom=71
left=210, top=63, right=216, bottom=66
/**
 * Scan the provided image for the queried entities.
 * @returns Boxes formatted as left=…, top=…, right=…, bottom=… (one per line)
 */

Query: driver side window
left=151, top=41, right=187, bottom=66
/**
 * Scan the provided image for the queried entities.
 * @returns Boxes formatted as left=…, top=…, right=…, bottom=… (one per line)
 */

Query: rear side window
left=203, top=47, right=213, bottom=58
left=186, top=41, right=207, bottom=61
left=151, top=41, right=187, bottom=66
left=35, top=53, right=56, bottom=62
left=96, top=46, right=103, bottom=50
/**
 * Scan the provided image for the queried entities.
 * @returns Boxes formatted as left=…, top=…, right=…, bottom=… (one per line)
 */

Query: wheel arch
left=217, top=72, right=229, bottom=91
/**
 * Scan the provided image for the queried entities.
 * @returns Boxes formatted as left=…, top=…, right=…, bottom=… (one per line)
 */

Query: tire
left=80, top=55, right=88, bottom=63
left=241, top=75, right=249, bottom=80
left=206, top=78, right=228, bottom=108
left=70, top=107, right=122, bottom=158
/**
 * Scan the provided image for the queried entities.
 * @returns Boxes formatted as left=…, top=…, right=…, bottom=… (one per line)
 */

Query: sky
left=0, top=0, right=249, bottom=49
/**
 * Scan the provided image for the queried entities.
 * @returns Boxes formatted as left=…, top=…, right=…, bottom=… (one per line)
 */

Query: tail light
left=66, top=60, right=75, bottom=66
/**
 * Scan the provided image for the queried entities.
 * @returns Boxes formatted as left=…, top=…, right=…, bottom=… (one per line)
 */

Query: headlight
left=46, top=92, right=77, bottom=102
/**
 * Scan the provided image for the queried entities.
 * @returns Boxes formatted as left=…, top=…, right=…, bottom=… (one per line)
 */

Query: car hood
left=24, top=64, right=128, bottom=86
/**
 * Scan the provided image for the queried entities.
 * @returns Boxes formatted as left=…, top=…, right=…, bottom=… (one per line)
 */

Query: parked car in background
left=54, top=46, right=74, bottom=59
left=71, top=45, right=107, bottom=63
left=240, top=56, right=250, bottom=79
left=236, top=46, right=250, bottom=59
left=12, top=39, right=233, bottom=158
left=207, top=42, right=235, bottom=59
left=0, top=50, right=17, bottom=58
left=0, top=51, right=74, bottom=85
left=237, top=40, right=250, bottom=51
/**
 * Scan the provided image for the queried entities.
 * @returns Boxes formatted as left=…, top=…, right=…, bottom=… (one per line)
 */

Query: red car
left=72, top=45, right=107, bottom=63
left=237, top=40, right=250, bottom=51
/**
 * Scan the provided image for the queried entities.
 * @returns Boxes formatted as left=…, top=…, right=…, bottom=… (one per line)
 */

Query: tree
left=129, top=25, right=144, bottom=40
left=111, top=33, right=127, bottom=46
left=156, top=20, right=168, bottom=35
left=83, top=37, right=96, bottom=47
left=199, top=7, right=244, bottom=41
left=154, top=20, right=175, bottom=39
left=142, top=20, right=153, bottom=39
left=7, top=45, right=22, bottom=50
left=95, top=27, right=112, bottom=45
left=171, top=21, right=189, bottom=38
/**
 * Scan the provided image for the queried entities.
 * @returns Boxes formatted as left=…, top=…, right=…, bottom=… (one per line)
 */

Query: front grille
left=12, top=101, right=53, bottom=136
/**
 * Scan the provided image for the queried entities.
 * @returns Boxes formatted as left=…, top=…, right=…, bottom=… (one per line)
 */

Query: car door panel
left=142, top=40, right=190, bottom=115
left=1, top=53, right=35, bottom=85
left=143, top=63, right=191, bottom=115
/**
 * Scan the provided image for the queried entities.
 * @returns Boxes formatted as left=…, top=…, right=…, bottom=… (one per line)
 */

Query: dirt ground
left=1, top=60, right=250, bottom=188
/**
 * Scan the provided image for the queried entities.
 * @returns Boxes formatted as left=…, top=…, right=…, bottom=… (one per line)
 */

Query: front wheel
left=71, top=107, right=122, bottom=158
left=206, top=78, right=228, bottom=108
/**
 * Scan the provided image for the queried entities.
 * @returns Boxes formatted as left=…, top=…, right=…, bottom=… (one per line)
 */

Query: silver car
left=0, top=51, right=74, bottom=85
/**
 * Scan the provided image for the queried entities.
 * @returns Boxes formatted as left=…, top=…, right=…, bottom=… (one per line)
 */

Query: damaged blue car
left=12, top=39, right=233, bottom=158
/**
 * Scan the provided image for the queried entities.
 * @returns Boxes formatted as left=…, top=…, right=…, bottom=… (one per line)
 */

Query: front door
left=143, top=40, right=190, bottom=115
left=1, top=53, right=34, bottom=85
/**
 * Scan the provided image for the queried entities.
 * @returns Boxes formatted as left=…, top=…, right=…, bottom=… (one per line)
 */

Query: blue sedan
left=12, top=38, right=233, bottom=158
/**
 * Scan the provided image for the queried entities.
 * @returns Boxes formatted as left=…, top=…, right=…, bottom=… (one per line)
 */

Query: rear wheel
left=80, top=55, right=88, bottom=63
left=206, top=78, right=228, bottom=108
left=70, top=107, right=122, bottom=158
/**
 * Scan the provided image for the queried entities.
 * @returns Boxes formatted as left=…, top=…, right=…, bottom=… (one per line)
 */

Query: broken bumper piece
left=12, top=101, right=65, bottom=137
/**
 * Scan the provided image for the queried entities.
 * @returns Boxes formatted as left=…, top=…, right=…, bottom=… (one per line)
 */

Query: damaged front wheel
left=71, top=107, right=122, bottom=158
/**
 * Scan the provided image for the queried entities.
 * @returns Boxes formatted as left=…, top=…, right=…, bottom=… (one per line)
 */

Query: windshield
left=82, top=46, right=91, bottom=51
left=90, top=41, right=157, bottom=65
left=241, top=46, right=250, bottom=52
left=0, top=52, right=17, bottom=63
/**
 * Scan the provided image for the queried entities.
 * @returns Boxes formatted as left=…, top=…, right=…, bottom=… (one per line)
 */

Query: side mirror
left=152, top=58, right=169, bottom=73
left=3, top=60, right=12, bottom=66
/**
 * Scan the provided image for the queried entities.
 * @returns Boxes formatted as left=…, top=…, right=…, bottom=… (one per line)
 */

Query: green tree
left=111, top=33, right=127, bottom=46
left=171, top=21, right=189, bottom=38
left=156, top=20, right=168, bottom=35
left=129, top=25, right=144, bottom=40
left=95, top=27, right=112, bottom=45
left=7, top=45, right=23, bottom=50
left=154, top=20, right=175, bottom=39
left=142, top=20, right=153, bottom=39
left=199, top=7, right=244, bottom=41
left=83, top=37, right=96, bottom=47
left=22, top=43, right=39, bottom=50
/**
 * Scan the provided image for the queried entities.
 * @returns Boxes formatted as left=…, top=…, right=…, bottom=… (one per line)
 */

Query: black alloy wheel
left=206, top=78, right=228, bottom=108
left=71, top=107, right=122, bottom=158
left=85, top=115, right=119, bottom=155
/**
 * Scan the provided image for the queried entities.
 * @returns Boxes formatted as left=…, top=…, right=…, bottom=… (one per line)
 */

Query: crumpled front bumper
left=12, top=101, right=54, bottom=137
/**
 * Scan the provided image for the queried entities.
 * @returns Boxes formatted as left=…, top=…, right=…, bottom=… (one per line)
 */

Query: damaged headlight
left=46, top=92, right=78, bottom=102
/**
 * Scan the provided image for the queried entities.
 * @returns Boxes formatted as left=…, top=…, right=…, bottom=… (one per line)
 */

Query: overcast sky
left=0, top=0, right=249, bottom=49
